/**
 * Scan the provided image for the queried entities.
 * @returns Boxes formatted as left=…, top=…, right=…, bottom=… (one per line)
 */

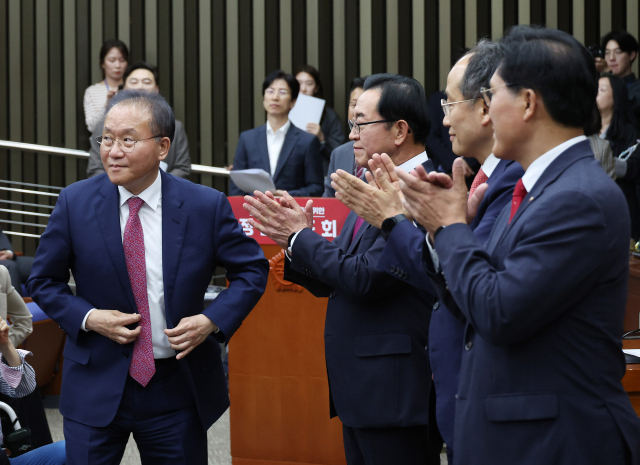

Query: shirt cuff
left=1, top=349, right=32, bottom=389
left=288, top=229, right=305, bottom=254
left=81, top=309, right=96, bottom=332
left=425, top=233, right=441, bottom=272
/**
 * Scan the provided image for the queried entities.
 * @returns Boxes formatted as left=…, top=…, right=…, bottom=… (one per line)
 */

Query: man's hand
left=397, top=157, right=469, bottom=235
left=164, top=314, right=217, bottom=360
left=306, top=123, right=325, bottom=142
left=460, top=158, right=475, bottom=177
left=467, top=182, right=489, bottom=224
left=0, top=250, right=14, bottom=261
left=331, top=167, right=403, bottom=229
left=85, top=310, right=141, bottom=345
left=243, top=191, right=312, bottom=248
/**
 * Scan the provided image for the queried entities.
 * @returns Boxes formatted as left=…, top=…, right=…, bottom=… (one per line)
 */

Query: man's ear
left=158, top=137, right=171, bottom=161
left=631, top=50, right=638, bottom=63
left=289, top=99, right=297, bottom=111
left=395, top=120, right=411, bottom=146
left=479, top=101, right=491, bottom=126
left=522, top=89, right=537, bottom=122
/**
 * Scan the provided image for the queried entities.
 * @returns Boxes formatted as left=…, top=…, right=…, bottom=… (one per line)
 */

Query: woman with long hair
left=598, top=74, right=640, bottom=239
left=83, top=39, right=129, bottom=133
left=295, top=64, right=345, bottom=173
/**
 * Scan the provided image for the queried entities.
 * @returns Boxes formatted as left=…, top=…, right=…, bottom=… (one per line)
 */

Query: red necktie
left=469, top=168, right=488, bottom=198
left=123, top=197, right=156, bottom=387
left=354, top=166, right=365, bottom=179
left=508, top=179, right=528, bottom=224
left=352, top=217, right=365, bottom=243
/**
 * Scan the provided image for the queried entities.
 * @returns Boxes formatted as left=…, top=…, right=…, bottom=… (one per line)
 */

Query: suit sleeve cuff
left=425, top=233, right=441, bottom=272
left=81, top=309, right=96, bottom=332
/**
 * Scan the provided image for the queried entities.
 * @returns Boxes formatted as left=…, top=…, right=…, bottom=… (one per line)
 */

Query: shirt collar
left=481, top=154, right=500, bottom=178
left=397, top=151, right=429, bottom=171
left=118, top=170, right=162, bottom=211
left=266, top=120, right=291, bottom=136
left=521, top=135, right=586, bottom=192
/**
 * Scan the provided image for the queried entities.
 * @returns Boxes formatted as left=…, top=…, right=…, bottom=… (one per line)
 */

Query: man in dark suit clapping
left=244, top=74, right=441, bottom=465
left=399, top=26, right=640, bottom=465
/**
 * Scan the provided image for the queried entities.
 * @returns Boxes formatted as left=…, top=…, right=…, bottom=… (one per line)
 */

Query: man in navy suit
left=229, top=70, right=324, bottom=197
left=244, top=74, right=440, bottom=465
left=399, top=26, right=640, bottom=465
left=331, top=40, right=524, bottom=463
left=27, top=90, right=269, bottom=464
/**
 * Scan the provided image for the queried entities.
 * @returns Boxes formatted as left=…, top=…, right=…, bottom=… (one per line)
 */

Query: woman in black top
left=598, top=74, right=640, bottom=239
left=295, top=65, right=345, bottom=174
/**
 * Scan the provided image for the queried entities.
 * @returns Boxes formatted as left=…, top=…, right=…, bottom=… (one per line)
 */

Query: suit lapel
left=272, top=125, right=299, bottom=181
left=254, top=125, right=272, bottom=174
left=94, top=180, right=137, bottom=312
left=422, top=159, right=435, bottom=172
left=345, top=211, right=371, bottom=254
left=160, top=172, right=187, bottom=325
left=495, top=140, right=593, bottom=244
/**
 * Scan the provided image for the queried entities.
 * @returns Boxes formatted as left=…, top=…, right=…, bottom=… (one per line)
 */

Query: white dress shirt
left=82, top=171, right=175, bottom=359
left=266, top=120, right=291, bottom=177
left=426, top=135, right=588, bottom=270
left=480, top=153, right=500, bottom=178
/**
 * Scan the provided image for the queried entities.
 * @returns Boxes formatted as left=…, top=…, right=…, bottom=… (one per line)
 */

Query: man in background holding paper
left=229, top=70, right=324, bottom=197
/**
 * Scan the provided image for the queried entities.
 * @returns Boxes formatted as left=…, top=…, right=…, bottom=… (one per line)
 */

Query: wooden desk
left=624, top=258, right=640, bottom=416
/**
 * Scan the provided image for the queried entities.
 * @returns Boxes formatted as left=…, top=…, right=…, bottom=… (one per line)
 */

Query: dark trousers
left=63, top=358, right=207, bottom=465
left=342, top=424, right=442, bottom=465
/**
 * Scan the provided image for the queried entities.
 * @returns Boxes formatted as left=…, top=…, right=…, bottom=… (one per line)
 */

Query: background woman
left=597, top=74, right=640, bottom=239
left=295, top=65, right=345, bottom=173
left=83, top=39, right=129, bottom=133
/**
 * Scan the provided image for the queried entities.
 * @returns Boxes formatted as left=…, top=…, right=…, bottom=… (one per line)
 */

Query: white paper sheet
left=229, top=168, right=277, bottom=194
left=289, top=94, right=326, bottom=130
left=623, top=349, right=640, bottom=357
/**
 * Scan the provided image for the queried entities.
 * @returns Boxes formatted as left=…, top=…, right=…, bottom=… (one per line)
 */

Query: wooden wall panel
left=0, top=0, right=628, bottom=249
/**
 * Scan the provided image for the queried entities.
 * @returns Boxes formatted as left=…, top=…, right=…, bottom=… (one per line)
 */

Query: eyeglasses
left=479, top=83, right=520, bottom=107
left=96, top=135, right=164, bottom=153
left=265, top=88, right=290, bottom=97
left=440, top=98, right=479, bottom=116
left=604, top=49, right=626, bottom=58
left=348, top=119, right=395, bottom=134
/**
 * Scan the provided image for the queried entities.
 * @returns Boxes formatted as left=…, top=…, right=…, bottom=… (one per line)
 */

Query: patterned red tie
left=354, top=165, right=365, bottom=179
left=508, top=179, right=528, bottom=224
left=469, top=168, right=488, bottom=198
left=123, top=197, right=156, bottom=387
left=352, top=216, right=365, bottom=243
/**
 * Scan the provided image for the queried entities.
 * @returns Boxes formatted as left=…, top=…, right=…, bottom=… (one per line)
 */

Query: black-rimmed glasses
left=348, top=119, right=395, bottom=134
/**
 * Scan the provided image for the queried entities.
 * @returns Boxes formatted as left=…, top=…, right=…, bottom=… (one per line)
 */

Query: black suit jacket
left=284, top=158, right=436, bottom=428
left=229, top=123, right=324, bottom=197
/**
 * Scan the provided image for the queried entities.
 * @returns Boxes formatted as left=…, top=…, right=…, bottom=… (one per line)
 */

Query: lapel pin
left=529, top=196, right=534, bottom=202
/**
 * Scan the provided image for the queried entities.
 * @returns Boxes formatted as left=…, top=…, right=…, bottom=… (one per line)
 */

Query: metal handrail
left=0, top=208, right=50, bottom=218
left=0, top=140, right=230, bottom=177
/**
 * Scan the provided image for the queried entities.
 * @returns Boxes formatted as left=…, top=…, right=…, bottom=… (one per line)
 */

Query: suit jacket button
left=465, top=341, right=473, bottom=351
left=329, top=292, right=336, bottom=299
left=433, top=302, right=440, bottom=310
left=402, top=272, right=408, bottom=279
left=389, top=266, right=396, bottom=273
left=123, top=352, right=130, bottom=358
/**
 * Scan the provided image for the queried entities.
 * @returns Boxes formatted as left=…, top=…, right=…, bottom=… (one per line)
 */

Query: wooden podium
left=228, top=198, right=351, bottom=465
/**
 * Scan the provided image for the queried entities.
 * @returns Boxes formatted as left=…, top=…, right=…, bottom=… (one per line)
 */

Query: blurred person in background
left=295, top=65, right=346, bottom=173
left=229, top=70, right=324, bottom=197
left=602, top=31, right=640, bottom=123
left=83, top=39, right=129, bottom=133
left=87, top=62, right=191, bottom=179
left=597, top=74, right=640, bottom=239
left=323, top=76, right=367, bottom=197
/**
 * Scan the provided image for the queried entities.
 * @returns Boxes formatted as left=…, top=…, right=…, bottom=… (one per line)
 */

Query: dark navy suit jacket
left=284, top=158, right=436, bottom=428
left=27, top=171, right=269, bottom=429
left=377, top=158, right=523, bottom=449
left=229, top=123, right=324, bottom=197
left=431, top=141, right=640, bottom=464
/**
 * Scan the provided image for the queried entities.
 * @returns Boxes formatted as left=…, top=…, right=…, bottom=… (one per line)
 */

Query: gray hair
left=459, top=39, right=503, bottom=101
left=106, top=89, right=176, bottom=142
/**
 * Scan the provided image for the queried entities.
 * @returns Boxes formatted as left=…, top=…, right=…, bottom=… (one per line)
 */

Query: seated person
left=0, top=316, right=65, bottom=464
left=87, top=62, right=191, bottom=179
left=0, top=266, right=31, bottom=347
left=0, top=232, right=33, bottom=298
left=229, top=70, right=324, bottom=197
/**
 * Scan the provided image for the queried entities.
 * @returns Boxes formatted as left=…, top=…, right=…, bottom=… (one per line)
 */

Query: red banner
left=228, top=196, right=352, bottom=244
